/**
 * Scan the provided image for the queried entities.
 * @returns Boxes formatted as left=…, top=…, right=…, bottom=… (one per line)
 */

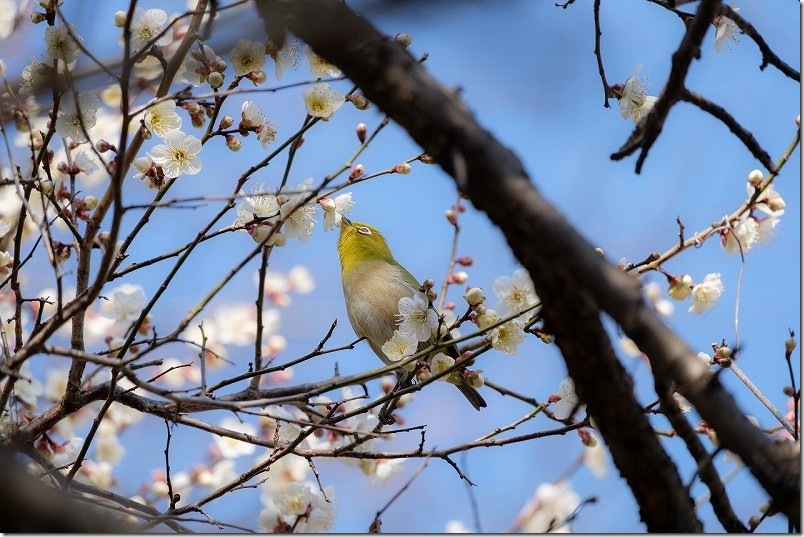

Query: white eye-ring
left=357, top=226, right=372, bottom=235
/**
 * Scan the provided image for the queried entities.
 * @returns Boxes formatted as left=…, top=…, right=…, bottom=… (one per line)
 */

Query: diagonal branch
left=611, top=0, right=721, bottom=173
left=257, top=0, right=800, bottom=527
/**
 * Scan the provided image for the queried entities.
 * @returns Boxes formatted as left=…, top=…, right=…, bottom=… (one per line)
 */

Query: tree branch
left=257, top=0, right=800, bottom=527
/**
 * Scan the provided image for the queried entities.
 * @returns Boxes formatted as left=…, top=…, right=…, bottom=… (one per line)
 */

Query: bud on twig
left=356, top=123, right=367, bottom=143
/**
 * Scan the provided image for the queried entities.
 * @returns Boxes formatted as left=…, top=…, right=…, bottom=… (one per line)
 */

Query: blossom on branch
left=618, top=65, right=657, bottom=124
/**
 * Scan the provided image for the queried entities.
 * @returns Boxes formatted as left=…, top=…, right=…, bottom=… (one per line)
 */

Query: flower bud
left=394, top=33, right=412, bottom=47
left=455, top=256, right=473, bottom=267
left=225, top=134, right=241, bottom=151
left=667, top=274, right=693, bottom=300
left=747, top=169, right=763, bottom=186
left=208, top=71, right=224, bottom=89
left=249, top=69, right=267, bottom=85
left=96, top=139, right=113, bottom=153
left=578, top=428, right=596, bottom=447
left=114, top=10, right=127, bottom=27
left=319, top=197, right=336, bottom=212
left=393, top=162, right=411, bottom=174
left=450, top=271, right=469, bottom=285
left=31, top=12, right=47, bottom=24
left=785, top=336, right=797, bottom=355
left=349, top=94, right=370, bottom=110
left=463, top=287, right=485, bottom=306
left=83, top=195, right=99, bottom=211
left=419, top=154, right=435, bottom=164
left=445, top=208, right=458, bottom=225
left=348, top=164, right=364, bottom=181
left=783, top=385, right=796, bottom=397
left=219, top=115, right=234, bottom=130
left=191, top=114, right=205, bottom=128
left=465, top=369, right=484, bottom=389
left=713, top=345, right=733, bottom=367
left=356, top=122, right=367, bottom=143
left=426, top=288, right=437, bottom=302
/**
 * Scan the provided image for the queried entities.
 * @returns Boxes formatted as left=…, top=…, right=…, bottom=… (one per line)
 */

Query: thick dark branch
left=258, top=0, right=800, bottom=527
left=655, top=378, right=747, bottom=532
left=720, top=4, right=800, bottom=81
left=680, top=88, right=776, bottom=172
left=611, top=0, right=721, bottom=173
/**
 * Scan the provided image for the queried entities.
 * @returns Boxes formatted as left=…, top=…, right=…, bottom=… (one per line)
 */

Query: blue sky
left=2, top=0, right=800, bottom=532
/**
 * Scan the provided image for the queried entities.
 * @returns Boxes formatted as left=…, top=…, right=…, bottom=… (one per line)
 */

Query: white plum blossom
left=721, top=214, right=758, bottom=255
left=396, top=291, right=438, bottom=342
left=144, top=99, right=182, bottom=137
left=56, top=94, right=99, bottom=143
left=260, top=482, right=336, bottom=533
left=150, top=129, right=202, bottom=178
left=214, top=417, right=257, bottom=458
left=240, top=101, right=278, bottom=148
left=178, top=44, right=224, bottom=86
left=7, top=361, right=43, bottom=409
left=359, top=458, right=405, bottom=485
left=278, top=181, right=318, bottom=243
left=514, top=480, right=581, bottom=533
left=49, top=437, right=84, bottom=471
left=689, top=273, right=724, bottom=314
left=476, top=307, right=527, bottom=355
left=492, top=267, right=538, bottom=317
left=20, top=58, right=52, bottom=95
left=274, top=481, right=313, bottom=516
left=45, top=24, right=82, bottom=64
left=0, top=0, right=16, bottom=39
left=553, top=377, right=586, bottom=420
left=445, top=520, right=472, bottom=533
left=105, top=285, right=146, bottom=327
left=381, top=330, right=418, bottom=364
left=320, top=192, right=354, bottom=230
left=429, top=352, right=455, bottom=380
left=582, top=432, right=608, bottom=478
left=230, top=38, right=266, bottom=76
left=303, top=83, right=345, bottom=119
left=235, top=186, right=283, bottom=245
left=619, top=65, right=657, bottom=124
left=126, top=8, right=172, bottom=52
left=196, top=459, right=237, bottom=489
left=306, top=47, right=341, bottom=78
left=269, top=40, right=302, bottom=80
left=714, top=7, right=740, bottom=53
left=287, top=266, right=315, bottom=294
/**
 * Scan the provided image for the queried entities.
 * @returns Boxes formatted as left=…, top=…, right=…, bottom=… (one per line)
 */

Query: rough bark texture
left=257, top=0, right=800, bottom=530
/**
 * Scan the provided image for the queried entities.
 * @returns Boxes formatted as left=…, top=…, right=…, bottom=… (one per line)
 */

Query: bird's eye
left=357, top=226, right=372, bottom=235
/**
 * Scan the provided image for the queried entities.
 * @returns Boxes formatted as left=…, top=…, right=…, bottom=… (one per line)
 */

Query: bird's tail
left=450, top=374, right=487, bottom=410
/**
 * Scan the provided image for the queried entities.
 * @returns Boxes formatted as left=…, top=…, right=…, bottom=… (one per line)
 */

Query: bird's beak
left=341, top=216, right=353, bottom=226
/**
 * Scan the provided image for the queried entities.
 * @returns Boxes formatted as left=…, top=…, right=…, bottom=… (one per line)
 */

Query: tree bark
left=257, top=0, right=800, bottom=530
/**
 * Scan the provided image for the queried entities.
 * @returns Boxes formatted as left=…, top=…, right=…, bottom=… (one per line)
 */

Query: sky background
left=1, top=0, right=800, bottom=533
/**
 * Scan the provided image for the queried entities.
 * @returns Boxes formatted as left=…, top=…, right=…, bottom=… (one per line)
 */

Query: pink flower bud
left=319, top=198, right=336, bottom=212
left=393, top=162, right=411, bottom=174
left=445, top=209, right=458, bottom=226
left=419, top=154, right=435, bottom=164
left=449, top=271, right=468, bottom=285
left=348, top=164, right=365, bottom=181
left=356, top=122, right=367, bottom=143
left=225, top=134, right=241, bottom=152
left=455, top=256, right=473, bottom=267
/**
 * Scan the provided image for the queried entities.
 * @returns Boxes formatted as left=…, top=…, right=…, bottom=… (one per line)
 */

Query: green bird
left=337, top=218, right=486, bottom=411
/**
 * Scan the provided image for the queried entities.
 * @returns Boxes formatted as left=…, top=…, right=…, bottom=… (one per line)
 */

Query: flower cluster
left=721, top=170, right=786, bottom=255
left=235, top=182, right=353, bottom=246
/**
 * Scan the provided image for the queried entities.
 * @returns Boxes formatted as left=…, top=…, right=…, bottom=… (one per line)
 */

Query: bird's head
left=337, top=218, right=395, bottom=275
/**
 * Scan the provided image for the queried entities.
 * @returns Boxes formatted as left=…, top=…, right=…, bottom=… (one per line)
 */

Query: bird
left=337, top=217, right=486, bottom=411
